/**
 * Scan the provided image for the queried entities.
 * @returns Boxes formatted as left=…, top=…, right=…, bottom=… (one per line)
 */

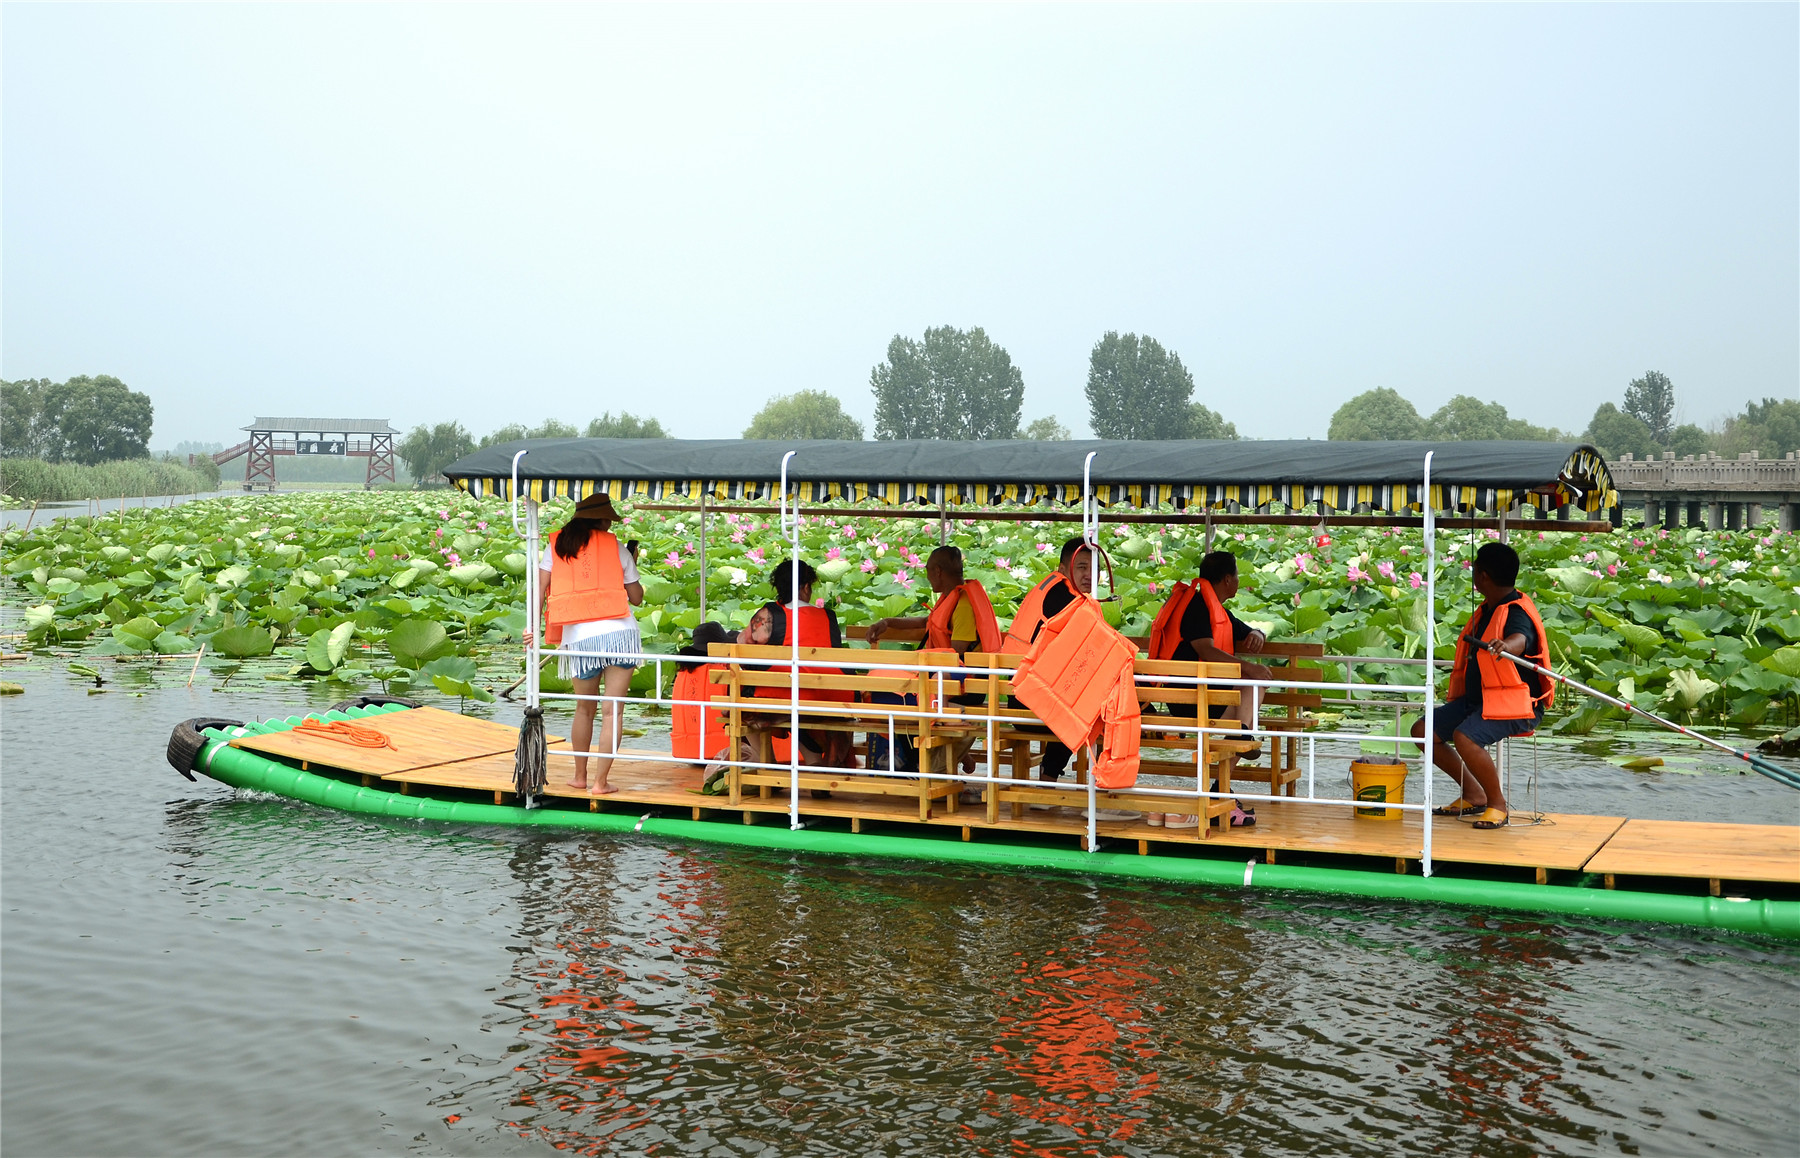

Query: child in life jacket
left=742, top=560, right=855, bottom=791
left=1408, top=542, right=1552, bottom=831
left=672, top=622, right=734, bottom=769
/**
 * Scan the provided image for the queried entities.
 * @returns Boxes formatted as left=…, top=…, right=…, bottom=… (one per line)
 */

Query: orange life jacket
left=755, top=603, right=854, bottom=704
left=1001, top=572, right=1075, bottom=655
left=545, top=530, right=628, bottom=646
left=1146, top=579, right=1233, bottom=661
left=926, top=580, right=1003, bottom=653
left=671, top=665, right=730, bottom=761
left=1012, top=594, right=1141, bottom=789
left=1446, top=592, right=1555, bottom=721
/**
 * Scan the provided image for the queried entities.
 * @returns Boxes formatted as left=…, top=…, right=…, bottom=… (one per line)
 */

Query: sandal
left=1433, top=798, right=1485, bottom=817
left=1471, top=808, right=1509, bottom=830
left=1144, top=812, right=1165, bottom=827
left=1230, top=805, right=1256, bottom=827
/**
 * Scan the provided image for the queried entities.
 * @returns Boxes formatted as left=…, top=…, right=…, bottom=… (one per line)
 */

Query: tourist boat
left=166, top=438, right=1800, bottom=938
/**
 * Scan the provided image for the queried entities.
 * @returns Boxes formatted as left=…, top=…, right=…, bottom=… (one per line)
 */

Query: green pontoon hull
left=190, top=707, right=1799, bottom=941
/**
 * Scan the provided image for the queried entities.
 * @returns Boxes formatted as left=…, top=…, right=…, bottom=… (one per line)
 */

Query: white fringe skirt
left=556, top=625, right=642, bottom=681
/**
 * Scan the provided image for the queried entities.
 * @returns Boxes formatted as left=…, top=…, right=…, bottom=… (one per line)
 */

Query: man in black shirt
left=1166, top=551, right=1273, bottom=728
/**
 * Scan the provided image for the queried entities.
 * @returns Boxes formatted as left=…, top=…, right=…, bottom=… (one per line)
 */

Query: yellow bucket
left=1350, top=761, right=1408, bottom=820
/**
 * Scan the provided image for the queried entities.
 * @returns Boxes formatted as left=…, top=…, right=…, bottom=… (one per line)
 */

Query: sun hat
left=573, top=493, right=621, bottom=521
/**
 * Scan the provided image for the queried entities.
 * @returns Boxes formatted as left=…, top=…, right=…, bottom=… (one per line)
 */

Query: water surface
left=4, top=668, right=1797, bottom=1156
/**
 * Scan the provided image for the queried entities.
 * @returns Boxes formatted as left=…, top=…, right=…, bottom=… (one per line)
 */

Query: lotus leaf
left=447, top=562, right=498, bottom=586
left=497, top=553, right=527, bottom=577
left=1662, top=668, right=1719, bottom=711
left=1760, top=646, right=1800, bottom=679
left=146, top=543, right=177, bottom=564
left=387, top=618, right=451, bottom=667
left=215, top=565, right=250, bottom=587
left=1547, top=566, right=1601, bottom=596
left=46, top=577, right=79, bottom=595
left=101, top=545, right=131, bottom=563
left=1117, top=537, right=1152, bottom=561
left=1614, top=623, right=1661, bottom=658
left=211, top=624, right=276, bottom=657
left=816, top=558, right=853, bottom=583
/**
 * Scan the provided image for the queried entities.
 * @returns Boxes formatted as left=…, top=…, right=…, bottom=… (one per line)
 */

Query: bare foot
left=588, top=782, right=619, bottom=796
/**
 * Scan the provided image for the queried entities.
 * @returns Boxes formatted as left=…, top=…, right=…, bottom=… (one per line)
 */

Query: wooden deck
left=1584, top=819, right=1800, bottom=893
left=229, top=709, right=1800, bottom=887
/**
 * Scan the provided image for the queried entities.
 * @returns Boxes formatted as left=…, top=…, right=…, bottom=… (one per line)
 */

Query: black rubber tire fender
left=324, top=694, right=422, bottom=714
left=167, top=717, right=244, bottom=782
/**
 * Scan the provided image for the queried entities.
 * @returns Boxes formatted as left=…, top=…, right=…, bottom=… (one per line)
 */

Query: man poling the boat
left=1411, top=542, right=1553, bottom=830
left=528, top=493, right=645, bottom=796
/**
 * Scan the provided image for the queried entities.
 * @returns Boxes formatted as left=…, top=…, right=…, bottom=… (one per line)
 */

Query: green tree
left=479, top=423, right=530, bottom=448
left=1501, top=418, right=1572, bottom=441
left=871, top=326, right=1023, bottom=440
left=41, top=375, right=154, bottom=464
left=1, top=378, right=56, bottom=458
left=1717, top=397, right=1800, bottom=458
left=1327, top=388, right=1424, bottom=440
left=586, top=412, right=669, bottom=438
left=527, top=419, right=580, bottom=439
left=1188, top=402, right=1238, bottom=439
left=1023, top=415, right=1071, bottom=440
left=744, top=390, right=864, bottom=439
left=1623, top=370, right=1675, bottom=443
left=1085, top=332, right=1214, bottom=439
left=1667, top=423, right=1711, bottom=458
left=1425, top=395, right=1509, bottom=441
left=1584, top=403, right=1658, bottom=459
left=397, top=422, right=475, bottom=486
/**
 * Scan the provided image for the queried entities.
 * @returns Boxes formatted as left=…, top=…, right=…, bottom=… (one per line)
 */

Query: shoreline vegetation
left=1, top=456, right=222, bottom=504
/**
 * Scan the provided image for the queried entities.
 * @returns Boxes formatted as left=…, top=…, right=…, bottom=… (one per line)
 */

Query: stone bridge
left=1609, top=451, right=1798, bottom=532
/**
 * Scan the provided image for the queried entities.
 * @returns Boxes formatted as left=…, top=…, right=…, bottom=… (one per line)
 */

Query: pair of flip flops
left=1433, top=798, right=1510, bottom=828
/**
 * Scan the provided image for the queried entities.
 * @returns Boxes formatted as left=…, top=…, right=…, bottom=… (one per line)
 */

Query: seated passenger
left=1000, top=537, right=1095, bottom=783
left=749, top=560, right=856, bottom=783
left=671, top=622, right=734, bottom=767
left=865, top=546, right=999, bottom=777
left=1145, top=549, right=1268, bottom=828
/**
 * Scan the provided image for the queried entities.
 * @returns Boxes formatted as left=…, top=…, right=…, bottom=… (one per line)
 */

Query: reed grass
left=0, top=457, right=221, bottom=503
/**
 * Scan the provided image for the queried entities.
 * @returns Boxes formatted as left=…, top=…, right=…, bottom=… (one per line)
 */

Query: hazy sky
left=5, top=4, right=1795, bottom=448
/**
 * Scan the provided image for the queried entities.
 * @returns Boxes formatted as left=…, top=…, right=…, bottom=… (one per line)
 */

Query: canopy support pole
left=1082, top=452, right=1098, bottom=855
left=1498, top=505, right=1508, bottom=544
left=1204, top=508, right=1214, bottom=552
left=938, top=490, right=948, bottom=546
left=780, top=452, right=801, bottom=832
left=698, top=489, right=708, bottom=621
left=1421, top=452, right=1436, bottom=879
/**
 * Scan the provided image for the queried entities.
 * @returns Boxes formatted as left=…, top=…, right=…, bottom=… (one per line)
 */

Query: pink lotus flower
left=814, top=597, right=824, bottom=607
left=1606, top=563, right=1619, bottom=576
left=447, top=553, right=461, bottom=566
left=995, top=557, right=1011, bottom=570
left=841, top=526, right=858, bottom=540
left=1147, top=581, right=1160, bottom=595
left=826, top=545, right=842, bottom=561
left=1408, top=572, right=1424, bottom=589
left=730, top=529, right=746, bottom=543
left=905, top=552, right=924, bottom=568
left=860, top=558, right=876, bottom=573
left=1583, top=551, right=1599, bottom=564
left=367, top=548, right=376, bottom=558
left=664, top=551, right=683, bottom=569
left=476, top=521, right=487, bottom=531
left=1037, top=542, right=1053, bottom=553
left=746, top=547, right=765, bottom=565
left=1294, top=553, right=1314, bottom=574
left=895, top=568, right=912, bottom=585
left=1633, top=538, right=1646, bottom=548
left=684, top=542, right=697, bottom=554
left=1377, top=560, right=1395, bottom=580
left=1346, top=563, right=1368, bottom=583
left=438, top=510, right=449, bottom=520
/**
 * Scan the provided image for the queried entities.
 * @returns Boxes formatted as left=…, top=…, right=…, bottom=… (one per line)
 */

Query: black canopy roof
left=445, top=438, right=1615, bottom=516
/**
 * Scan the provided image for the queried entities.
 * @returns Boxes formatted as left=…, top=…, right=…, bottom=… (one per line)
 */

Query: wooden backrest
left=704, top=642, right=962, bottom=704
left=842, top=624, right=928, bottom=645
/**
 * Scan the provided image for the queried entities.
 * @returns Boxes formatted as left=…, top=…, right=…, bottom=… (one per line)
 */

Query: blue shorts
left=1429, top=698, right=1542, bottom=748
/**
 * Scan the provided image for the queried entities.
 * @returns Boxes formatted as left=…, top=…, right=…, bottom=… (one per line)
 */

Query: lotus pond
left=4, top=492, right=1799, bottom=742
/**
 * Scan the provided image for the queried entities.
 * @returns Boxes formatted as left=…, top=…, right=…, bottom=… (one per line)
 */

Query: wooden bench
left=1244, top=641, right=1325, bottom=797
left=957, top=653, right=1261, bottom=836
left=705, top=642, right=972, bottom=820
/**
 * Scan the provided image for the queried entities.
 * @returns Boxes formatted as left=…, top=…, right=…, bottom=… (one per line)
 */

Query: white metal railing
left=515, top=448, right=1449, bottom=872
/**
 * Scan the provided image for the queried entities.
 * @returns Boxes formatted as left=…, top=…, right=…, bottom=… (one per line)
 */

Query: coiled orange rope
left=294, top=717, right=397, bottom=750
